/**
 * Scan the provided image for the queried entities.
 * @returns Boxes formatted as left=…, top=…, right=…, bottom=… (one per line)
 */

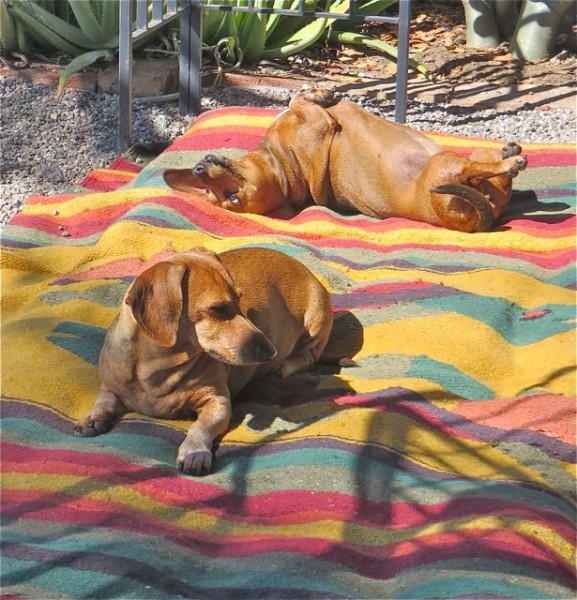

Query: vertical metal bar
left=394, top=0, right=411, bottom=123
left=297, top=0, right=304, bottom=17
left=179, top=1, right=203, bottom=115
left=118, top=0, right=133, bottom=153
left=136, top=0, right=147, bottom=30
left=152, top=0, right=163, bottom=22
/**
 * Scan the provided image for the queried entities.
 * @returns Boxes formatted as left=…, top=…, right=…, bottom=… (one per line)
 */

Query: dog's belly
left=327, top=134, right=438, bottom=218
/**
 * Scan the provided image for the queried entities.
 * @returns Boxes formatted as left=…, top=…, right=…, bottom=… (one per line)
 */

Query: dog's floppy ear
left=164, top=169, right=197, bottom=194
left=126, top=261, right=186, bottom=347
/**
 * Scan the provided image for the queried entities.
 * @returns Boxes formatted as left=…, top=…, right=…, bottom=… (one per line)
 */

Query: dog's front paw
left=177, top=437, right=214, bottom=475
left=74, top=414, right=114, bottom=437
left=299, top=86, right=340, bottom=107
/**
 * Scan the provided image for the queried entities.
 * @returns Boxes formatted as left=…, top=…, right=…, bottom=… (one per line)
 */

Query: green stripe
left=400, top=574, right=564, bottom=600
left=415, top=296, right=574, bottom=346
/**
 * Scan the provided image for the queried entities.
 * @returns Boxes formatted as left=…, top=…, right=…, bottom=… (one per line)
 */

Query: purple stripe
left=331, top=285, right=459, bottom=308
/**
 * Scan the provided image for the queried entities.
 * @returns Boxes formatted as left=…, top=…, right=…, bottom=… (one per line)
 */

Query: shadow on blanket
left=1, top=106, right=575, bottom=599
left=501, top=190, right=572, bottom=226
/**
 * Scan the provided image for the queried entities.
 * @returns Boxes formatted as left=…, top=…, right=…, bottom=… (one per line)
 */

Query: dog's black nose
left=194, top=163, right=206, bottom=175
left=249, top=334, right=277, bottom=363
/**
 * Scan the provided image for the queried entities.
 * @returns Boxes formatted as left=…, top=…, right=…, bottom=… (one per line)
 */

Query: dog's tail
left=432, top=184, right=495, bottom=232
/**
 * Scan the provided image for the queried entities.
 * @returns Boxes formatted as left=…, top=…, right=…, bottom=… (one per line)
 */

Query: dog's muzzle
left=244, top=333, right=277, bottom=364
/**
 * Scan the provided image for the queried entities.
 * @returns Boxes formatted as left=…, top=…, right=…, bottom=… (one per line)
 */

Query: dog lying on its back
left=75, top=247, right=334, bottom=475
left=164, top=87, right=528, bottom=232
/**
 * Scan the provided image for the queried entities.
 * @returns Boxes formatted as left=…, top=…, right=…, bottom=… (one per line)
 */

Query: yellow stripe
left=20, top=187, right=168, bottom=218
left=426, top=134, right=574, bottom=151
left=359, top=314, right=575, bottom=397
left=183, top=113, right=275, bottom=135
left=230, top=212, right=575, bottom=253
left=15, top=189, right=575, bottom=255
left=227, top=408, right=550, bottom=486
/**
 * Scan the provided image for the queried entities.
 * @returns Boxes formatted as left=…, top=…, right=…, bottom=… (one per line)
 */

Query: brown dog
left=164, top=88, right=528, bottom=232
left=75, top=247, right=333, bottom=475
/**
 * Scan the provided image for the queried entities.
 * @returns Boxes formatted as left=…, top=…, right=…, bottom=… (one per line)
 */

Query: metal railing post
left=394, top=0, right=411, bottom=123
left=118, top=0, right=133, bottom=154
left=179, top=1, right=203, bottom=116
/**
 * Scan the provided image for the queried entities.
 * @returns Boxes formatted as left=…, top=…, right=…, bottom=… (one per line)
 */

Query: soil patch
left=228, top=1, right=576, bottom=92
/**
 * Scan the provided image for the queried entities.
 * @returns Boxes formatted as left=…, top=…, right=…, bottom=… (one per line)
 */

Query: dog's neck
left=257, top=139, right=313, bottom=209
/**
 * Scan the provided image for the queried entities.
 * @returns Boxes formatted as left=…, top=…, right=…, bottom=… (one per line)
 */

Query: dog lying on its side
left=75, top=247, right=333, bottom=475
left=164, top=87, right=528, bottom=233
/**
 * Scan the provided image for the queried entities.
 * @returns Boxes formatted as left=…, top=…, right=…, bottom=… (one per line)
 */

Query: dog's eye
left=226, top=194, right=241, bottom=206
left=208, top=303, right=235, bottom=319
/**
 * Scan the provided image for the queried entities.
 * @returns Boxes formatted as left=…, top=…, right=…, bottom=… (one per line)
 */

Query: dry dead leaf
left=340, top=47, right=363, bottom=58
left=493, top=53, right=514, bottom=62
left=382, top=63, right=397, bottom=76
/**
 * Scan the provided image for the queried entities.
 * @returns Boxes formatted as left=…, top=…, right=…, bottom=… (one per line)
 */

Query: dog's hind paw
left=509, top=155, right=528, bottom=177
left=502, top=142, right=522, bottom=159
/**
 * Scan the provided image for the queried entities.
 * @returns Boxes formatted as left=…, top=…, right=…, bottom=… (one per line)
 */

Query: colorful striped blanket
left=2, top=107, right=575, bottom=599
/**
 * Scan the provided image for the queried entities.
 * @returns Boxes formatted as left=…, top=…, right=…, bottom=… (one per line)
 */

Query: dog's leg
left=467, top=144, right=524, bottom=216
left=278, top=349, right=321, bottom=378
left=457, top=154, right=528, bottom=182
left=416, top=150, right=527, bottom=232
left=74, top=388, right=128, bottom=437
left=176, top=394, right=231, bottom=476
left=278, top=326, right=332, bottom=378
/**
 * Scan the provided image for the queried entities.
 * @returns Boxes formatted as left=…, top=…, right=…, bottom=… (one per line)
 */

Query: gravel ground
left=1, top=76, right=575, bottom=227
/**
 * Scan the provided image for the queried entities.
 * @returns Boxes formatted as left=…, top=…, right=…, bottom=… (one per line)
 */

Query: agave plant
left=1, top=0, right=430, bottom=97
left=2, top=0, right=165, bottom=97
left=201, top=0, right=407, bottom=65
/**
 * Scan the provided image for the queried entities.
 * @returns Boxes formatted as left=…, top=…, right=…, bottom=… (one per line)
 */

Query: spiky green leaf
left=56, top=48, right=110, bottom=98
left=67, top=0, right=109, bottom=44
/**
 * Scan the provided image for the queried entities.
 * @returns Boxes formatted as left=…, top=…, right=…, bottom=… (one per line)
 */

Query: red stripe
left=168, top=131, right=266, bottom=152
left=441, top=146, right=575, bottom=167
left=19, top=193, right=84, bottom=206
left=2, top=443, right=574, bottom=536
left=9, top=205, right=575, bottom=271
